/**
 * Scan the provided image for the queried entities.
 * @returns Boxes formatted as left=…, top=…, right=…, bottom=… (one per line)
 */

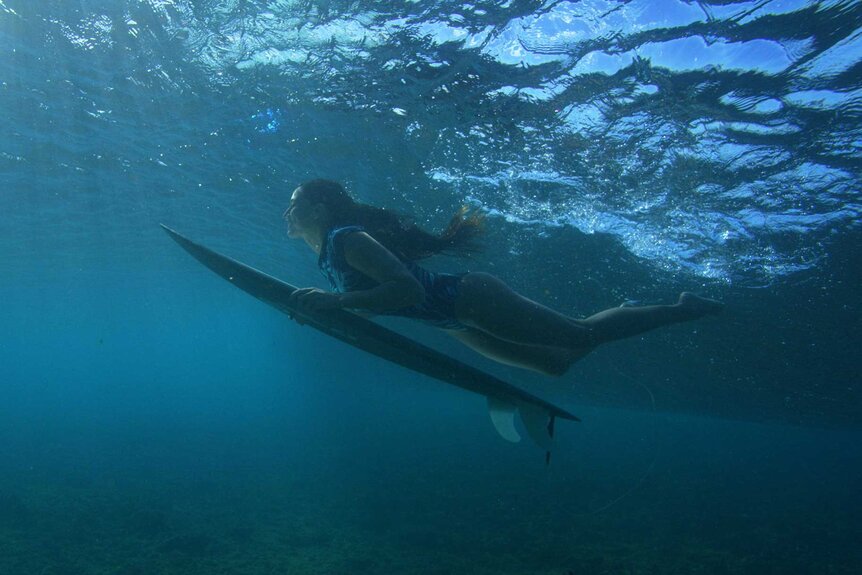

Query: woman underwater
left=285, top=179, right=723, bottom=377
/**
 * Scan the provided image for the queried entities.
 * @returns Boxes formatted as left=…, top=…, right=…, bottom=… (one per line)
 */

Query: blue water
left=1, top=1, right=860, bottom=573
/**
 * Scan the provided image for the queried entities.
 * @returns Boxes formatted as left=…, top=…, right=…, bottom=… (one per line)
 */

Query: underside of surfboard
left=161, top=224, right=579, bottom=459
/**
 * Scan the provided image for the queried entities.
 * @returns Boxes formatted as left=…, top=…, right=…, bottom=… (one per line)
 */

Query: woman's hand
left=287, top=288, right=343, bottom=316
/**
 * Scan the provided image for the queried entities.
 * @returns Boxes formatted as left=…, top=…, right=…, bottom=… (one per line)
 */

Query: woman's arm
left=337, top=231, right=425, bottom=311
left=289, top=231, right=425, bottom=314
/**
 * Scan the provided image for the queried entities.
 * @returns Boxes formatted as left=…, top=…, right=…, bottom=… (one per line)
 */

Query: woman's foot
left=677, top=292, right=724, bottom=318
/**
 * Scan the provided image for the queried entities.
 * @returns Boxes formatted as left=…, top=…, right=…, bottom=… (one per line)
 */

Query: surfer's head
left=297, top=179, right=355, bottom=222
left=283, top=179, right=349, bottom=240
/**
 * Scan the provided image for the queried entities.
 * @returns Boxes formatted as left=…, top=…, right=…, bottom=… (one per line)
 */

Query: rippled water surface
left=4, top=0, right=861, bottom=283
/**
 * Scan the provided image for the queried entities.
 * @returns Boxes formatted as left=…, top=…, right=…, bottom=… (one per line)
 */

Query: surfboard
left=162, top=224, right=579, bottom=457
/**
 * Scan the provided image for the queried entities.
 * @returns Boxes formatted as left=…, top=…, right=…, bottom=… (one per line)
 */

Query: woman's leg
left=454, top=272, right=595, bottom=349
left=582, top=292, right=723, bottom=344
left=454, top=272, right=722, bottom=350
left=446, top=328, right=591, bottom=377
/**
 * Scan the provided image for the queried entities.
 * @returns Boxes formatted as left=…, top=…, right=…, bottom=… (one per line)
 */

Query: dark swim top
left=318, top=225, right=467, bottom=330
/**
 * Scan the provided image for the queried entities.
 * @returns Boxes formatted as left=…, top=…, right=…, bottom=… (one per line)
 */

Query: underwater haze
left=1, top=1, right=861, bottom=574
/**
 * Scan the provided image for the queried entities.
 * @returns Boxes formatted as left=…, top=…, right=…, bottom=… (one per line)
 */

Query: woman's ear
left=312, top=203, right=329, bottom=223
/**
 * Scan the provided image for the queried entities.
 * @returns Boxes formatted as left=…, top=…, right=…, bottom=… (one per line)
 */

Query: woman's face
left=283, top=187, right=322, bottom=239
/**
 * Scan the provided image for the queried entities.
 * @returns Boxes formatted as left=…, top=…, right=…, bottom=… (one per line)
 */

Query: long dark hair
left=297, top=179, right=483, bottom=260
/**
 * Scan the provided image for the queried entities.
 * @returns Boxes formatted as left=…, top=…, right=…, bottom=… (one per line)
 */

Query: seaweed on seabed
left=157, top=532, right=218, bottom=556
left=0, top=491, right=32, bottom=528
left=123, top=508, right=169, bottom=537
left=565, top=553, right=606, bottom=574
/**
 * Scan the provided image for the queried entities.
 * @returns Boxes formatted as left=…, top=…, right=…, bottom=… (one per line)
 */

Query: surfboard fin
left=487, top=399, right=560, bottom=464
left=487, top=397, right=521, bottom=443
left=520, top=404, right=557, bottom=465
left=519, top=404, right=554, bottom=450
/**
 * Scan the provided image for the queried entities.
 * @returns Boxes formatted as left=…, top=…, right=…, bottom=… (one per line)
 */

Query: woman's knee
left=450, top=328, right=572, bottom=377
left=538, top=358, right=570, bottom=377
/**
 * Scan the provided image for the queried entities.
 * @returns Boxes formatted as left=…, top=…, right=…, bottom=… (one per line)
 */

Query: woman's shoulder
left=331, top=225, right=405, bottom=264
left=325, top=225, right=367, bottom=258
left=328, top=224, right=365, bottom=239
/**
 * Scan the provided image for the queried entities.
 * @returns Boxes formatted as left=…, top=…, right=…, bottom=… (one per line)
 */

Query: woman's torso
left=318, top=225, right=466, bottom=330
